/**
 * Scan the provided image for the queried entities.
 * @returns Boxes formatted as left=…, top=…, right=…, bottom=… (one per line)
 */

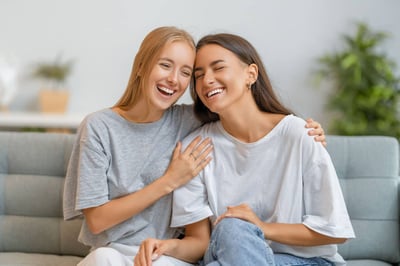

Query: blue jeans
left=201, top=218, right=334, bottom=266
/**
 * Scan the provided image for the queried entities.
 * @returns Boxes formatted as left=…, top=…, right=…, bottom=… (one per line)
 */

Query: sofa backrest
left=0, top=132, right=89, bottom=257
left=326, top=135, right=400, bottom=264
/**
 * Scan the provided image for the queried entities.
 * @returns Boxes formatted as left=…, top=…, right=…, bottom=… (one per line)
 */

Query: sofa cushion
left=346, top=259, right=394, bottom=266
left=0, top=252, right=82, bottom=266
left=0, top=132, right=89, bottom=257
left=326, top=136, right=400, bottom=264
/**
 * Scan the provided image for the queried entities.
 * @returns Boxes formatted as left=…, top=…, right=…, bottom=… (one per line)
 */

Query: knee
left=215, top=217, right=245, bottom=231
left=213, top=218, right=263, bottom=242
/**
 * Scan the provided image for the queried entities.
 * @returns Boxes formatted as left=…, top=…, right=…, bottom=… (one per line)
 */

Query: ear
left=247, top=63, right=258, bottom=85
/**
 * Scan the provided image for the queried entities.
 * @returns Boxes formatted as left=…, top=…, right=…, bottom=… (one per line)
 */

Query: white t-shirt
left=171, top=115, right=355, bottom=265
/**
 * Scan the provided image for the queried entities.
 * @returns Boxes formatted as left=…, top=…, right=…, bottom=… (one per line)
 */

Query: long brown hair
left=191, top=33, right=292, bottom=123
left=114, top=26, right=195, bottom=109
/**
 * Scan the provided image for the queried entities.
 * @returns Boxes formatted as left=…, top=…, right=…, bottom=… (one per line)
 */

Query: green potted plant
left=32, top=55, right=73, bottom=113
left=316, top=22, right=400, bottom=139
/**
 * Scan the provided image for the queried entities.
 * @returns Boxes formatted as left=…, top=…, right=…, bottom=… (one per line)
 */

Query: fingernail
left=151, top=254, right=158, bottom=260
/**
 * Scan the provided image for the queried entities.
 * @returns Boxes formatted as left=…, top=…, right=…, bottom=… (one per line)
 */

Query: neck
left=219, top=105, right=284, bottom=143
left=113, top=101, right=165, bottom=123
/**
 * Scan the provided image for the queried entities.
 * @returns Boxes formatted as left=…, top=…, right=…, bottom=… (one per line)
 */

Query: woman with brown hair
left=135, top=33, right=353, bottom=266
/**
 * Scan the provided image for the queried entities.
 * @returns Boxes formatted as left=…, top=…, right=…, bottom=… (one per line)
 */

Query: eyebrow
left=194, top=59, right=225, bottom=72
left=159, top=57, right=193, bottom=71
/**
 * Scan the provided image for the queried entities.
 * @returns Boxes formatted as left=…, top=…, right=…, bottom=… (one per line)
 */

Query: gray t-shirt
left=63, top=104, right=200, bottom=248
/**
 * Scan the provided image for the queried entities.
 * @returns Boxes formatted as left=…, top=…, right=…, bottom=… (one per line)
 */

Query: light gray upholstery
left=326, top=136, right=400, bottom=266
left=0, top=132, right=399, bottom=265
left=0, top=132, right=89, bottom=265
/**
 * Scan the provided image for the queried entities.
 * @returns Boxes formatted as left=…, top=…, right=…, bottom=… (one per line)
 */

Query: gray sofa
left=0, top=132, right=89, bottom=265
left=0, top=132, right=399, bottom=265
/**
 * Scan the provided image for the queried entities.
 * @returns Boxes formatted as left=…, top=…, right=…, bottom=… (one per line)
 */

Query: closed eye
left=181, top=70, right=192, bottom=77
left=214, top=65, right=225, bottom=71
left=195, top=72, right=204, bottom=80
left=160, top=63, right=171, bottom=68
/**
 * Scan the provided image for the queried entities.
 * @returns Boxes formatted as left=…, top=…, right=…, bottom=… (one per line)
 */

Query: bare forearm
left=165, top=237, right=208, bottom=263
left=84, top=175, right=173, bottom=234
left=260, top=223, right=347, bottom=246
left=167, top=219, right=210, bottom=263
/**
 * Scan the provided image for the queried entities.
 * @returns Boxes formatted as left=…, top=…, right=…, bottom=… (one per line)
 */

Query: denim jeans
left=201, top=218, right=334, bottom=266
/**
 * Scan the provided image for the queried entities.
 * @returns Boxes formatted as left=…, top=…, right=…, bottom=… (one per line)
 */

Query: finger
left=304, top=118, right=315, bottom=128
left=193, top=142, right=213, bottom=163
left=190, top=137, right=212, bottom=159
left=313, top=135, right=326, bottom=142
left=305, top=121, right=322, bottom=131
left=183, top=136, right=202, bottom=155
left=144, top=242, right=156, bottom=266
left=214, top=206, right=236, bottom=225
left=143, top=244, right=152, bottom=266
left=193, top=156, right=212, bottom=175
left=308, top=127, right=324, bottom=137
left=308, top=122, right=321, bottom=130
left=138, top=240, right=154, bottom=266
left=136, top=245, right=145, bottom=266
left=151, top=245, right=164, bottom=261
left=214, top=214, right=228, bottom=225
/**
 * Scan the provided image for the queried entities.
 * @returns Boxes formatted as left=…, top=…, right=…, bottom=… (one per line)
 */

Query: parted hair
left=191, top=33, right=292, bottom=124
left=114, top=26, right=195, bottom=109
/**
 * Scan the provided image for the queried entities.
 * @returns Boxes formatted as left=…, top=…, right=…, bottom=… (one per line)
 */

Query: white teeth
left=158, top=87, right=174, bottom=95
left=207, top=88, right=223, bottom=98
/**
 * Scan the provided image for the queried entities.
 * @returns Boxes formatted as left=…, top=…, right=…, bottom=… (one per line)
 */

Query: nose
left=167, top=70, right=178, bottom=85
left=203, top=70, right=215, bottom=86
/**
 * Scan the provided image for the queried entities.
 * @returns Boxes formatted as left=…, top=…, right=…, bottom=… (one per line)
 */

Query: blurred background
left=0, top=0, right=399, bottom=134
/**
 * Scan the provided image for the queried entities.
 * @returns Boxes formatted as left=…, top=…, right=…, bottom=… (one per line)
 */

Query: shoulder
left=280, top=115, right=329, bottom=161
left=81, top=108, right=122, bottom=129
left=277, top=115, right=309, bottom=139
left=167, top=104, right=202, bottom=137
left=168, top=104, right=195, bottom=119
left=76, top=108, right=118, bottom=140
left=83, top=108, right=116, bottom=125
left=181, top=121, right=219, bottom=147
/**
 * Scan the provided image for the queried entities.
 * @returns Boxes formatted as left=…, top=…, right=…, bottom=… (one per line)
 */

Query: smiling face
left=144, top=40, right=195, bottom=111
left=194, top=44, right=253, bottom=114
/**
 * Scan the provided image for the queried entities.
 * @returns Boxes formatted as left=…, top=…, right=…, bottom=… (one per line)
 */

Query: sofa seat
left=346, top=260, right=395, bottom=266
left=0, top=132, right=399, bottom=266
left=0, top=252, right=82, bottom=266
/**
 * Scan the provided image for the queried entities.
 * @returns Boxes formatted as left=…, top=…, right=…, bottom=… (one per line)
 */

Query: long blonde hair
left=114, top=26, right=195, bottom=109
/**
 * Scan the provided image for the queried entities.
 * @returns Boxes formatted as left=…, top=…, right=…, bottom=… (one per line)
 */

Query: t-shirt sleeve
left=171, top=175, right=213, bottom=227
left=301, top=131, right=355, bottom=239
left=63, top=117, right=110, bottom=220
left=171, top=132, right=213, bottom=227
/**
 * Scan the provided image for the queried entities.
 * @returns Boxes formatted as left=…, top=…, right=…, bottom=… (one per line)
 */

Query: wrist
left=260, top=222, right=270, bottom=239
left=157, top=174, right=177, bottom=194
left=163, top=239, right=179, bottom=257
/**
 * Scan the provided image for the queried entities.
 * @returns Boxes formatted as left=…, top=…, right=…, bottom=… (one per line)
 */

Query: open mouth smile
left=207, top=88, right=224, bottom=98
left=157, top=86, right=175, bottom=96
